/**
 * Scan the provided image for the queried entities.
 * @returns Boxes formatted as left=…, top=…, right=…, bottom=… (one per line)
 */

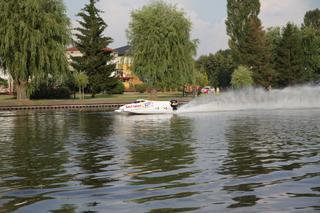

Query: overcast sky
left=64, top=0, right=320, bottom=56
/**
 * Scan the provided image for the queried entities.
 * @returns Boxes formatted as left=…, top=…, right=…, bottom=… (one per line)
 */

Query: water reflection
left=0, top=112, right=71, bottom=212
left=220, top=117, right=273, bottom=178
left=0, top=110, right=319, bottom=212
left=114, top=114, right=200, bottom=211
left=219, top=111, right=320, bottom=210
left=73, top=112, right=116, bottom=188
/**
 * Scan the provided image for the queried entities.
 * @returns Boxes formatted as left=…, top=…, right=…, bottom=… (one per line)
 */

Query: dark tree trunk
left=15, top=81, right=28, bottom=100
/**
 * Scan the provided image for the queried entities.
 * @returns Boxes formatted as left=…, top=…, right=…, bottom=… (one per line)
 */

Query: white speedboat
left=115, top=99, right=179, bottom=115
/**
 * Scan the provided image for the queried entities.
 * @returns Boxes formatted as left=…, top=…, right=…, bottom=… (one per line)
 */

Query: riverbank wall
left=0, top=101, right=188, bottom=111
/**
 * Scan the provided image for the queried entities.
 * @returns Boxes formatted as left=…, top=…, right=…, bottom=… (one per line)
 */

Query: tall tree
left=127, top=1, right=197, bottom=90
left=243, top=18, right=274, bottom=87
left=72, top=0, right=117, bottom=97
left=0, top=0, right=70, bottom=99
left=276, top=23, right=304, bottom=87
left=226, top=0, right=260, bottom=63
left=301, top=26, right=320, bottom=81
left=304, top=8, right=320, bottom=32
left=266, top=27, right=281, bottom=66
left=226, top=0, right=274, bottom=88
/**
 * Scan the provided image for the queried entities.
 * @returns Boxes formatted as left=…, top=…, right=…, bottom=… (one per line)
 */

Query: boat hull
left=115, top=100, right=176, bottom=115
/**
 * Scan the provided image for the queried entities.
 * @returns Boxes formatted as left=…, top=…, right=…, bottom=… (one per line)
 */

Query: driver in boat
left=115, top=99, right=179, bottom=114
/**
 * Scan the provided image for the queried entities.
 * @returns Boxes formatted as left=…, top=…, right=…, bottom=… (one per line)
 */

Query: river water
left=0, top=107, right=319, bottom=212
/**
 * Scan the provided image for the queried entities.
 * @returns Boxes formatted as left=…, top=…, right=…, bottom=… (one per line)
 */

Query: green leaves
left=0, top=0, right=71, bottom=99
left=226, top=0, right=273, bottom=88
left=304, top=8, right=320, bottom=32
left=72, top=0, right=117, bottom=96
left=231, top=65, right=253, bottom=89
left=127, top=1, right=196, bottom=89
left=196, top=50, right=236, bottom=88
left=276, top=23, right=304, bottom=86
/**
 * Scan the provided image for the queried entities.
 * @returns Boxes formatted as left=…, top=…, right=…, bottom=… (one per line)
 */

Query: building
left=0, top=68, right=14, bottom=94
left=113, top=45, right=142, bottom=91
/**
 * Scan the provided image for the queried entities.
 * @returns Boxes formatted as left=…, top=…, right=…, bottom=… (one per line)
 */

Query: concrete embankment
left=0, top=101, right=189, bottom=111
left=0, top=103, right=124, bottom=111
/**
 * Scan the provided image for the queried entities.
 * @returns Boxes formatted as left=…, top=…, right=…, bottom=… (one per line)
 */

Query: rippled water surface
left=0, top=109, right=319, bottom=212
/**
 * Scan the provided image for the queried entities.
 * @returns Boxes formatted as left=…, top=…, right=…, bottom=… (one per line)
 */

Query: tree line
left=198, top=1, right=320, bottom=90
left=1, top=0, right=319, bottom=100
left=0, top=0, right=122, bottom=100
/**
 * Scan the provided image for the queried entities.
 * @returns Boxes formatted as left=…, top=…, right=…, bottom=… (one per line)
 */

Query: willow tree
left=0, top=0, right=70, bottom=99
left=127, top=1, right=197, bottom=91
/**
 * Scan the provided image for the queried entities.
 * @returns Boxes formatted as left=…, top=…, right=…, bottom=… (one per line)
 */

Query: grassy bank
left=0, top=92, right=193, bottom=107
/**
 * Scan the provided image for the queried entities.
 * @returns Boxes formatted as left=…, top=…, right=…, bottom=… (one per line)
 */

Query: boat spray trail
left=177, top=85, right=320, bottom=113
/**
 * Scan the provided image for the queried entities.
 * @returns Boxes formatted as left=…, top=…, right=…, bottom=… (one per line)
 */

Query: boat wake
left=177, top=85, right=320, bottom=113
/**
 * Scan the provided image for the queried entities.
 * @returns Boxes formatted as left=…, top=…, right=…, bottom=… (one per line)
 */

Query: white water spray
left=177, top=85, right=320, bottom=113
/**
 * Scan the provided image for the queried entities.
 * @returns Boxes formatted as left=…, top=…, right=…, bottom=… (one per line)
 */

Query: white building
left=0, top=68, right=14, bottom=94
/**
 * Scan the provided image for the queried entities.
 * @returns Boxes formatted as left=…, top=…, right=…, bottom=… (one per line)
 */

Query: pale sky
left=64, top=0, right=320, bottom=56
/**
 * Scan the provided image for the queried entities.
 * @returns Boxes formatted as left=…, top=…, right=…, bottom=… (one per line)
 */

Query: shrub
left=30, top=84, right=71, bottom=99
left=134, top=83, right=148, bottom=93
left=231, top=65, right=253, bottom=89
left=110, top=81, right=125, bottom=94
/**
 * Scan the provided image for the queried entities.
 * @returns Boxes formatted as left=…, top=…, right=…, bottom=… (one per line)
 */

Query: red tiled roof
left=103, top=47, right=113, bottom=52
left=67, top=47, right=78, bottom=52
left=66, top=47, right=113, bottom=52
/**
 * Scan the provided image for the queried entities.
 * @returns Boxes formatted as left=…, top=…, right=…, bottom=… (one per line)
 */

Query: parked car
left=201, top=86, right=214, bottom=94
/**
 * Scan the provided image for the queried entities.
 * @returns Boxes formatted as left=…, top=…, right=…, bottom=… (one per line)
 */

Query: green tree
left=72, top=0, right=117, bottom=98
left=276, top=23, right=304, bottom=86
left=301, top=26, right=320, bottom=81
left=127, top=1, right=197, bottom=90
left=231, top=65, right=253, bottom=89
left=194, top=70, right=208, bottom=88
left=74, top=71, right=88, bottom=100
left=304, top=8, right=320, bottom=32
left=226, top=0, right=273, bottom=88
left=196, top=49, right=236, bottom=88
left=244, top=18, right=274, bottom=87
left=0, top=0, right=70, bottom=100
left=226, top=0, right=260, bottom=63
left=266, top=27, right=281, bottom=67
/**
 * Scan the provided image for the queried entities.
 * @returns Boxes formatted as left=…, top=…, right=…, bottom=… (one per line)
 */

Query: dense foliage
left=198, top=2, right=320, bottom=90
left=196, top=50, right=236, bottom=89
left=30, top=83, right=71, bottom=100
left=225, top=0, right=260, bottom=63
left=275, top=23, right=305, bottom=86
left=110, top=81, right=125, bottom=94
left=266, top=27, right=281, bottom=70
left=226, top=0, right=273, bottom=88
left=0, top=0, right=70, bottom=99
left=72, top=0, right=117, bottom=97
left=231, top=65, right=253, bottom=89
left=304, top=8, right=320, bottom=32
left=301, top=26, right=320, bottom=81
left=127, top=1, right=197, bottom=89
left=134, top=83, right=148, bottom=93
